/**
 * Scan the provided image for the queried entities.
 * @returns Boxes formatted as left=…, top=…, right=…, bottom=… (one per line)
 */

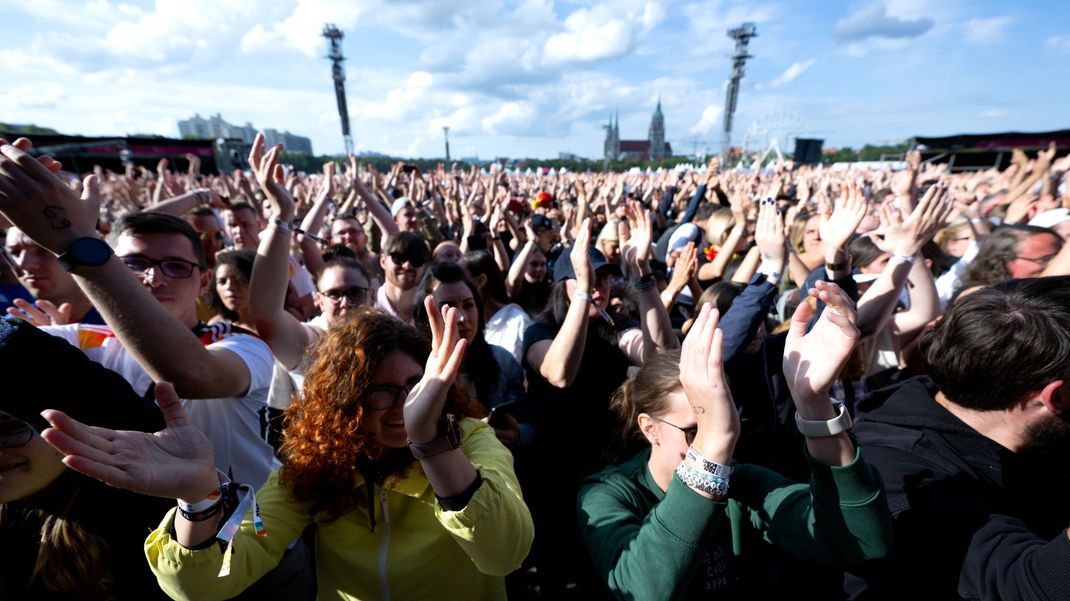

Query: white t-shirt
left=44, top=322, right=279, bottom=489
left=484, top=303, right=532, bottom=366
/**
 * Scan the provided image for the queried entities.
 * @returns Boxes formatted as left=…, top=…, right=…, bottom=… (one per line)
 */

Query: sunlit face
left=433, top=241, right=463, bottom=264
left=330, top=218, right=368, bottom=255
left=395, top=207, right=420, bottom=233
left=214, top=263, right=249, bottom=314
left=0, top=427, right=67, bottom=504
left=223, top=208, right=261, bottom=251
left=525, top=250, right=547, bottom=283
left=943, top=228, right=975, bottom=259
left=379, top=250, right=426, bottom=291
left=802, top=215, right=821, bottom=253
left=362, top=351, right=423, bottom=450
left=859, top=252, right=892, bottom=275
left=115, top=232, right=209, bottom=328
left=641, top=389, right=695, bottom=470
left=564, top=268, right=613, bottom=318
left=5, top=228, right=79, bottom=301
left=316, top=265, right=372, bottom=324
left=1006, top=233, right=1061, bottom=279
left=431, top=280, right=479, bottom=345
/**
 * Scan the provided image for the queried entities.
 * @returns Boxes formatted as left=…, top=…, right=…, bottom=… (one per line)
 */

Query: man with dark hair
left=846, top=276, right=1070, bottom=599
left=4, top=226, right=104, bottom=324
left=375, top=231, right=429, bottom=324
left=224, top=201, right=262, bottom=250
left=0, top=148, right=278, bottom=490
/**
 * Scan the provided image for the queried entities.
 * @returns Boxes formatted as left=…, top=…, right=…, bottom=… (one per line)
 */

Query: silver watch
left=794, top=402, right=853, bottom=438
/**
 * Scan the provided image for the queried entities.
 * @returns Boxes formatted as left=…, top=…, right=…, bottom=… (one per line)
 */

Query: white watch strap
left=794, top=402, right=853, bottom=438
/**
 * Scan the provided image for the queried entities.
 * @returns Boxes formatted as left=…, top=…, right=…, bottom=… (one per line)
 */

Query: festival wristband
left=686, top=446, right=733, bottom=479
left=216, top=482, right=267, bottom=578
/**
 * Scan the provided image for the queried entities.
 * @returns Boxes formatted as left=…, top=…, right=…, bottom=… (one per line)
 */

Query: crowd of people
left=1, top=131, right=1069, bottom=600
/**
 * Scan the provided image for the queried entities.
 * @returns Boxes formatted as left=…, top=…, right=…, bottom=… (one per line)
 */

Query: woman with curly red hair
left=39, top=300, right=534, bottom=601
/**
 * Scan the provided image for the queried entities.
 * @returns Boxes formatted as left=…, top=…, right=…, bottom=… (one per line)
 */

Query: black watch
left=408, top=414, right=462, bottom=459
left=58, top=237, right=114, bottom=272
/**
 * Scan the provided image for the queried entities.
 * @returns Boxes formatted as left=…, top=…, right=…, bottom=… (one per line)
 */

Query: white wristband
left=794, top=402, right=853, bottom=438
left=892, top=252, right=915, bottom=264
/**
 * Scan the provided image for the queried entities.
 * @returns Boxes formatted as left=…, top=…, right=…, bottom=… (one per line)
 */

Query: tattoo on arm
left=43, top=206, right=71, bottom=229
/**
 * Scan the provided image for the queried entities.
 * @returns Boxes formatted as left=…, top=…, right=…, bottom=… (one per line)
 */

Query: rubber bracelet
left=272, top=217, right=293, bottom=232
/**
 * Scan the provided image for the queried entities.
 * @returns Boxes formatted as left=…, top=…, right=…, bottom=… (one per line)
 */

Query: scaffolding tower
left=323, top=24, right=353, bottom=155
left=722, top=23, right=757, bottom=157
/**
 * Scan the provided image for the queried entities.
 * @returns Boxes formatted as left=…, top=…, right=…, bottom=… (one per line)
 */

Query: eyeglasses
left=120, top=255, right=202, bottom=279
left=651, top=416, right=697, bottom=445
left=362, top=383, right=415, bottom=411
left=1013, top=254, right=1058, bottom=265
left=389, top=252, right=426, bottom=268
left=0, top=411, right=35, bottom=448
left=319, top=286, right=370, bottom=304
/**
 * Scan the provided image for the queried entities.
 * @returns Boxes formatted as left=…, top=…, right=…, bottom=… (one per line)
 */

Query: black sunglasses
left=389, top=252, right=427, bottom=268
left=120, top=255, right=203, bottom=279
left=0, top=411, right=35, bottom=449
left=320, top=286, right=370, bottom=303
left=652, top=416, right=697, bottom=445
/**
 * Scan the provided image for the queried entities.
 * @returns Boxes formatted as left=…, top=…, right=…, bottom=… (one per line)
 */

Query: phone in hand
left=487, top=400, right=519, bottom=428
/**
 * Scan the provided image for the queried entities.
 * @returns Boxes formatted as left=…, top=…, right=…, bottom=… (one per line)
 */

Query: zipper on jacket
left=378, top=487, right=391, bottom=601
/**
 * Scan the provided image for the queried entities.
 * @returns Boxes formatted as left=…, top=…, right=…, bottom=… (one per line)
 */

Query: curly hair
left=278, top=308, right=482, bottom=521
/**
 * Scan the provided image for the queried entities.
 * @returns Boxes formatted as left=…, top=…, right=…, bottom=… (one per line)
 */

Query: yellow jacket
left=146, top=419, right=533, bottom=600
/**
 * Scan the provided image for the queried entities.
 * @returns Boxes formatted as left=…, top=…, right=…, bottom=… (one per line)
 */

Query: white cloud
left=965, top=16, right=1014, bottom=44
left=681, top=0, right=778, bottom=57
left=543, top=1, right=665, bottom=66
left=690, top=105, right=723, bottom=135
left=979, top=109, right=1008, bottom=118
left=756, top=59, right=816, bottom=90
left=834, top=2, right=934, bottom=41
left=7, top=83, right=69, bottom=109
left=1047, top=34, right=1070, bottom=52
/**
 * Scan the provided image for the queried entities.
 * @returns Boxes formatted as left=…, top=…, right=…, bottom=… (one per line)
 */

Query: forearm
left=506, top=241, right=534, bottom=297
left=250, top=224, right=311, bottom=369
left=299, top=194, right=331, bottom=241
left=730, top=246, right=761, bottom=283
left=893, top=259, right=940, bottom=339
left=490, top=237, right=510, bottom=274
left=539, top=301, right=591, bottom=387
left=634, top=265, right=677, bottom=358
left=856, top=257, right=912, bottom=338
left=71, top=259, right=233, bottom=397
left=148, top=190, right=204, bottom=217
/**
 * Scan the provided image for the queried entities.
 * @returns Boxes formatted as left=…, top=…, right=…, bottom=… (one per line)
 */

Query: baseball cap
left=553, top=246, right=622, bottom=282
left=667, top=223, right=701, bottom=255
left=530, top=214, right=554, bottom=233
left=391, top=196, right=416, bottom=217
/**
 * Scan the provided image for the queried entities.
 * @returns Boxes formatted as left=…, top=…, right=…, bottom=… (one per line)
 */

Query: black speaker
left=793, top=138, right=824, bottom=164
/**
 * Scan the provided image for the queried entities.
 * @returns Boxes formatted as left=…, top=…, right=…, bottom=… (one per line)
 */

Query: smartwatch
left=794, top=402, right=853, bottom=438
left=408, top=414, right=462, bottom=459
left=58, top=237, right=114, bottom=272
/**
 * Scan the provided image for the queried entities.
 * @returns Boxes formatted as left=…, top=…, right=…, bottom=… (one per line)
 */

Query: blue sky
left=1, top=0, right=1068, bottom=160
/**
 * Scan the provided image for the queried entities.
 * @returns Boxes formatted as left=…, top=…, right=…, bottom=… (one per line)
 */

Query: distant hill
left=0, top=123, right=60, bottom=135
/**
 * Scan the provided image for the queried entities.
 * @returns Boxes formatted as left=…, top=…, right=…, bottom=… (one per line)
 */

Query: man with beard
left=845, top=276, right=1070, bottom=600
left=375, top=231, right=429, bottom=325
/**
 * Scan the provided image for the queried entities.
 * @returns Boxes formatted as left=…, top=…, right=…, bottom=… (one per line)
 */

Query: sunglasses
left=362, top=383, right=415, bottom=411
left=0, top=411, right=35, bottom=449
left=320, top=286, right=370, bottom=303
left=121, top=255, right=202, bottom=279
left=652, top=416, right=697, bottom=445
left=389, top=252, right=427, bottom=268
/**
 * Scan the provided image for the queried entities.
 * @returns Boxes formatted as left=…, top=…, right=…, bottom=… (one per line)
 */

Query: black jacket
left=846, top=377, right=1070, bottom=600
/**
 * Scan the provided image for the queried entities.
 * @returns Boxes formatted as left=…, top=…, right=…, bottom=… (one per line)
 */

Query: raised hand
left=248, top=132, right=295, bottom=221
left=875, top=182, right=952, bottom=255
left=571, top=218, right=595, bottom=293
left=0, top=139, right=99, bottom=254
left=754, top=198, right=786, bottom=271
left=41, top=382, right=219, bottom=502
left=404, top=297, right=468, bottom=443
left=680, top=305, right=739, bottom=463
left=620, top=200, right=652, bottom=271
left=782, top=281, right=860, bottom=415
left=819, top=179, right=867, bottom=259
left=6, top=298, right=72, bottom=326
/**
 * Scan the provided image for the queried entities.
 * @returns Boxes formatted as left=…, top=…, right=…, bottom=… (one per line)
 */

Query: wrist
left=793, top=391, right=839, bottom=421
left=177, top=470, right=227, bottom=506
left=690, top=435, right=735, bottom=466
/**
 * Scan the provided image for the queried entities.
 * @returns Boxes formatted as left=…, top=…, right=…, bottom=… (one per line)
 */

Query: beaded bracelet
left=686, top=446, right=734, bottom=479
left=676, top=462, right=730, bottom=498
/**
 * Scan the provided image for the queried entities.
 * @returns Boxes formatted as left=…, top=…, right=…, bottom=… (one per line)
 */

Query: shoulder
left=580, top=453, right=648, bottom=501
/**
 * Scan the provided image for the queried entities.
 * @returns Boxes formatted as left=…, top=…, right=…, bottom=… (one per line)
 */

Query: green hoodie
left=577, top=449, right=892, bottom=600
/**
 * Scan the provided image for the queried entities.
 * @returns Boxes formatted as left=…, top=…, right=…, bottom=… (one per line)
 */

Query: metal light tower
left=323, top=24, right=353, bottom=155
left=443, top=126, right=451, bottom=162
left=722, top=23, right=757, bottom=158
